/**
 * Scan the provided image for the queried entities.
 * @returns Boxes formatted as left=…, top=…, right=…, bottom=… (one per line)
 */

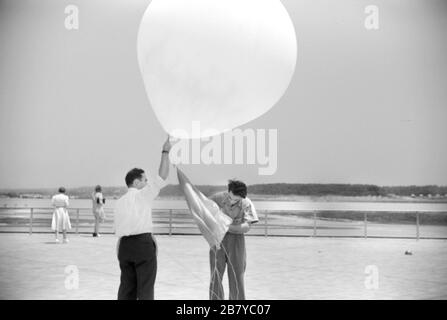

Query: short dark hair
left=125, top=168, right=145, bottom=187
left=228, top=180, right=247, bottom=198
left=58, top=187, right=66, bottom=194
left=95, top=185, right=102, bottom=192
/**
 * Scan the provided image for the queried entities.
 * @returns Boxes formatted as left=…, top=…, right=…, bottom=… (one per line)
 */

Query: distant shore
left=156, top=194, right=447, bottom=203
left=2, top=183, right=446, bottom=202
left=2, top=194, right=446, bottom=203
left=248, top=194, right=447, bottom=203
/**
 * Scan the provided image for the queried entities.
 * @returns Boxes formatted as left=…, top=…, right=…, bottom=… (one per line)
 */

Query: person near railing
left=51, top=187, right=71, bottom=243
left=92, top=185, right=106, bottom=237
left=209, top=180, right=259, bottom=300
left=114, top=136, right=174, bottom=300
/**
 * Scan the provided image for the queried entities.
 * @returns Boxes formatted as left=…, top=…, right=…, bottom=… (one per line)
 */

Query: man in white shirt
left=114, top=137, right=172, bottom=300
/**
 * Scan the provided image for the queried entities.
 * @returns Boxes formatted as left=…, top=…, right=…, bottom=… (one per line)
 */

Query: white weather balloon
left=137, top=0, right=297, bottom=139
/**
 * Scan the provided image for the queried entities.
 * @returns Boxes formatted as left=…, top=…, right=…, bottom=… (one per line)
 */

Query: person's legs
left=92, top=211, right=99, bottom=236
left=209, top=244, right=227, bottom=300
left=97, top=216, right=101, bottom=235
left=99, top=209, right=105, bottom=234
left=118, top=260, right=137, bottom=300
left=54, top=211, right=59, bottom=241
left=62, top=229, right=68, bottom=243
left=226, top=234, right=246, bottom=300
left=94, top=216, right=99, bottom=235
left=117, top=236, right=138, bottom=299
left=135, top=235, right=157, bottom=300
left=135, top=258, right=157, bottom=300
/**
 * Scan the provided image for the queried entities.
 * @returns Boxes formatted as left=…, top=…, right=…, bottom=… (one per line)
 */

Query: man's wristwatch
left=162, top=150, right=169, bottom=154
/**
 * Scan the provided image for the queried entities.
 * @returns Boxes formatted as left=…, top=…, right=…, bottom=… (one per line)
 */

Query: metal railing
left=1, top=206, right=445, bottom=239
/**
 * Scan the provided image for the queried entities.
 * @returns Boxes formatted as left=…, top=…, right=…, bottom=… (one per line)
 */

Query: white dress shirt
left=114, top=175, right=166, bottom=238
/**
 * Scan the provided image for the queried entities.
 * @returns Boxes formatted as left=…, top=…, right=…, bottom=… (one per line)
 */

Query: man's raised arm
left=159, top=136, right=172, bottom=180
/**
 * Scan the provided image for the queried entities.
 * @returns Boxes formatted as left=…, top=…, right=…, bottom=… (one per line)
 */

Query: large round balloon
left=137, top=0, right=297, bottom=139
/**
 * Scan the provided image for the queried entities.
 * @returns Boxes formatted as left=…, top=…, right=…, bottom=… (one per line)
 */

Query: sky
left=0, top=0, right=446, bottom=189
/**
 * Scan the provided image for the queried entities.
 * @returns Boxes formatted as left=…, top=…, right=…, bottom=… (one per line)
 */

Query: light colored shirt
left=51, top=193, right=69, bottom=208
left=210, top=191, right=259, bottom=225
left=92, top=192, right=104, bottom=212
left=114, top=175, right=166, bottom=238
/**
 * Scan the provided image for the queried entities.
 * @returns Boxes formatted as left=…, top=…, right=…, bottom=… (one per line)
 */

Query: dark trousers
left=117, top=233, right=157, bottom=300
left=209, top=233, right=246, bottom=300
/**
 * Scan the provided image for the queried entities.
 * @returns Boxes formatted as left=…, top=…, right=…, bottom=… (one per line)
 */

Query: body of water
left=1, top=198, right=447, bottom=212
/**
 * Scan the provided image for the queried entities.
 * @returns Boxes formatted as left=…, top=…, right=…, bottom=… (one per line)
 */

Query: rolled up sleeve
left=139, top=175, right=167, bottom=202
left=242, top=198, right=259, bottom=224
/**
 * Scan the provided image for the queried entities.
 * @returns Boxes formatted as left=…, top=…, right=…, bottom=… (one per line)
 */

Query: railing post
left=416, top=212, right=420, bottom=241
left=313, top=211, right=317, bottom=237
left=264, top=211, right=268, bottom=237
left=169, top=209, right=172, bottom=236
left=29, top=208, right=33, bottom=235
left=364, top=212, right=368, bottom=238
left=76, top=209, right=79, bottom=235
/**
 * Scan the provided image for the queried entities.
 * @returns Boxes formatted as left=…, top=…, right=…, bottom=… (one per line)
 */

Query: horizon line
left=1, top=182, right=447, bottom=192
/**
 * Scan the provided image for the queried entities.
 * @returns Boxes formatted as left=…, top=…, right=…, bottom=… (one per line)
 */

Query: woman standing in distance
left=92, top=185, right=106, bottom=237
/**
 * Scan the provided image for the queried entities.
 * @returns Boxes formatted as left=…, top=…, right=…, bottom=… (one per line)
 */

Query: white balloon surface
left=137, top=0, right=297, bottom=139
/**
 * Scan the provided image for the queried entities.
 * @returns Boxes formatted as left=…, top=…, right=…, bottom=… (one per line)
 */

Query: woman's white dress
left=51, top=193, right=72, bottom=231
left=92, top=192, right=106, bottom=221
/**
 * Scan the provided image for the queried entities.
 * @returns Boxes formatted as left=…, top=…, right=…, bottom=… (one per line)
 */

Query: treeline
left=247, top=183, right=383, bottom=197
left=158, top=184, right=447, bottom=198
left=0, top=187, right=128, bottom=199
left=248, top=184, right=447, bottom=197
left=1, top=184, right=447, bottom=199
left=380, top=185, right=447, bottom=196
